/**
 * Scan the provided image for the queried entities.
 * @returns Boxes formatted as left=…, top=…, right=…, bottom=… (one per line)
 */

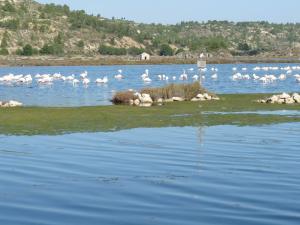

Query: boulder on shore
left=258, top=93, right=300, bottom=105
left=0, top=100, right=23, bottom=108
left=292, top=93, right=300, bottom=103
left=138, top=93, right=153, bottom=104
left=172, top=97, right=185, bottom=102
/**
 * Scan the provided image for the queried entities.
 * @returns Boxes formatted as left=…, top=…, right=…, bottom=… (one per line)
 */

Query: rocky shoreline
left=257, top=93, right=300, bottom=104
left=127, top=92, right=219, bottom=107
left=0, top=100, right=23, bottom=108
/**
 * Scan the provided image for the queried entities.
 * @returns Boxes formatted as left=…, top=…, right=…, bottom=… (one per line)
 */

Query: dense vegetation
left=1, top=0, right=300, bottom=57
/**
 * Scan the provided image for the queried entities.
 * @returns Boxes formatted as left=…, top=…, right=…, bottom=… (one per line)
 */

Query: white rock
left=11, top=100, right=22, bottom=106
left=212, top=96, right=220, bottom=101
left=139, top=103, right=152, bottom=107
left=203, top=93, right=212, bottom=100
left=259, top=99, right=267, bottom=104
left=268, top=95, right=279, bottom=104
left=172, top=97, right=184, bottom=102
left=277, top=99, right=285, bottom=104
left=191, top=98, right=201, bottom=102
left=279, top=92, right=290, bottom=99
left=6, top=100, right=23, bottom=107
left=139, top=93, right=153, bottom=103
left=196, top=94, right=204, bottom=99
left=292, top=93, right=300, bottom=103
left=134, top=99, right=140, bottom=106
left=285, top=97, right=295, bottom=104
left=157, top=98, right=163, bottom=103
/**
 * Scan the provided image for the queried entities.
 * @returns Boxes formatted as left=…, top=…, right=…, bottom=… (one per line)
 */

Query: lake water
left=1, top=123, right=300, bottom=225
left=1, top=63, right=300, bottom=106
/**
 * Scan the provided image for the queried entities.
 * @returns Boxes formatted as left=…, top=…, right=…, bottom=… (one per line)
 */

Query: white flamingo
left=95, top=76, right=108, bottom=84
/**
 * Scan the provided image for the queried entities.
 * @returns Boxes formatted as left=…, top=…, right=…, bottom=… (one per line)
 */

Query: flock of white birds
left=231, top=66, right=300, bottom=84
left=1, top=65, right=300, bottom=87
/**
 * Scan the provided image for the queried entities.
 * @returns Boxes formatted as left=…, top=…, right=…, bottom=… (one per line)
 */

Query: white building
left=140, top=52, right=150, bottom=61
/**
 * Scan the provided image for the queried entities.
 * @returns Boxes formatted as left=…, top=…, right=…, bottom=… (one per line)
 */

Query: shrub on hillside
left=0, top=48, right=9, bottom=55
left=159, top=44, right=173, bottom=56
left=127, top=47, right=145, bottom=56
left=98, top=45, right=126, bottom=55
left=16, top=44, right=39, bottom=56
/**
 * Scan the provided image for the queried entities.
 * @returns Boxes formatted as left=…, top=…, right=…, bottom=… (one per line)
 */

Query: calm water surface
left=1, top=123, right=300, bottom=225
left=1, top=63, right=300, bottom=106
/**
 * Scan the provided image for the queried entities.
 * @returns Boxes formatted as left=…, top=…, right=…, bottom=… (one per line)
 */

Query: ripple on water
left=0, top=123, right=300, bottom=225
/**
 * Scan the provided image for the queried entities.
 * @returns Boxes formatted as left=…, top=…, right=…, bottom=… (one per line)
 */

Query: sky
left=38, top=0, right=300, bottom=24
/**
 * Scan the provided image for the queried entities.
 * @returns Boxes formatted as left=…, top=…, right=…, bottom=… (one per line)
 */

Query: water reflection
left=1, top=124, right=300, bottom=225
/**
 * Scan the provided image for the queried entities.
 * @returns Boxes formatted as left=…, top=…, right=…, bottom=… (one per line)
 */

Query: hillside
left=1, top=0, right=300, bottom=59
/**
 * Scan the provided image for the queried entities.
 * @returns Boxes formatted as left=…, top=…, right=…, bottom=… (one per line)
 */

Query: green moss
left=1, top=94, right=300, bottom=135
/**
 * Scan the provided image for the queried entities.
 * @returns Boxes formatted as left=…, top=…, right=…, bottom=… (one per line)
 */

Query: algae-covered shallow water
left=1, top=63, right=300, bottom=106
left=1, top=123, right=300, bottom=225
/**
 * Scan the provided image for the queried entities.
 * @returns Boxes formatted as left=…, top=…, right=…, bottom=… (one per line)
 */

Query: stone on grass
left=212, top=96, right=220, bottom=100
left=196, top=94, right=204, bottom=99
left=172, top=97, right=184, bottom=102
left=157, top=98, right=163, bottom=103
left=134, top=99, right=140, bottom=106
left=139, top=93, right=153, bottom=104
left=258, top=92, right=300, bottom=105
left=191, top=97, right=201, bottom=102
left=292, top=93, right=300, bottom=103
left=268, top=95, right=279, bottom=104
left=203, top=93, right=211, bottom=100
left=285, top=97, right=295, bottom=104
left=279, top=92, right=290, bottom=99
left=0, top=100, right=23, bottom=108
left=139, top=103, right=152, bottom=107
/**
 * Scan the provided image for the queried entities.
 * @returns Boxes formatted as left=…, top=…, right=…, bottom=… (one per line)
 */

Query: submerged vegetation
left=1, top=94, right=300, bottom=135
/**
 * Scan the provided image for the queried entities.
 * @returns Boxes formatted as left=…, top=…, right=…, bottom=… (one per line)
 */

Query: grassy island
left=1, top=93, right=300, bottom=135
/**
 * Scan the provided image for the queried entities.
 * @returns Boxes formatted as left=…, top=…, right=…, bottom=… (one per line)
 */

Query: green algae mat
left=1, top=94, right=300, bottom=135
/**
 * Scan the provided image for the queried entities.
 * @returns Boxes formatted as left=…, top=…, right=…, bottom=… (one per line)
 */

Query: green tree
left=98, top=45, right=126, bottom=55
left=16, top=49, right=23, bottom=55
left=40, top=44, right=54, bottom=55
left=54, top=33, right=64, bottom=45
left=2, top=1, right=16, bottom=12
left=0, top=48, right=9, bottom=55
left=22, top=44, right=34, bottom=56
left=127, top=47, right=144, bottom=55
left=77, top=40, right=84, bottom=48
left=0, top=31, right=9, bottom=48
left=238, top=42, right=251, bottom=51
left=159, top=44, right=173, bottom=56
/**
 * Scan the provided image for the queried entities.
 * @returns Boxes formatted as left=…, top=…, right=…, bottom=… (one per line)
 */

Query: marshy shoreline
left=1, top=56, right=300, bottom=67
left=1, top=93, right=300, bottom=135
